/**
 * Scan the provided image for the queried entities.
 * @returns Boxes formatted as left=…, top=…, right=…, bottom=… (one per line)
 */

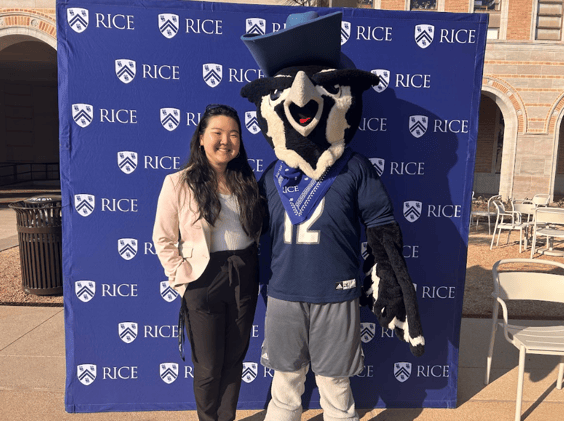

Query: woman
left=153, top=104, right=264, bottom=421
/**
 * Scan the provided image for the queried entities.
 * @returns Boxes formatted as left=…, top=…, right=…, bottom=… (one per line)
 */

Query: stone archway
left=0, top=11, right=56, bottom=50
left=473, top=94, right=504, bottom=196
left=480, top=76, right=525, bottom=200
left=0, top=10, right=58, bottom=186
left=549, top=94, right=564, bottom=199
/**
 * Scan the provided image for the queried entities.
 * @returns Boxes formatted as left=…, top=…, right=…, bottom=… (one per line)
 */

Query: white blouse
left=209, top=193, right=254, bottom=252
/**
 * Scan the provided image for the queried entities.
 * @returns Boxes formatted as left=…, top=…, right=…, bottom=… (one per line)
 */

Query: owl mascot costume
left=241, top=11, right=424, bottom=421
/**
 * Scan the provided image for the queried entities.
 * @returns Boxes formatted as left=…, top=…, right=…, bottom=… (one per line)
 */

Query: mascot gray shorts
left=261, top=296, right=364, bottom=378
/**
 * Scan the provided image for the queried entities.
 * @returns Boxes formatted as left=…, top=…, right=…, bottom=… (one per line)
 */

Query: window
left=473, top=0, right=502, bottom=40
left=535, top=0, right=563, bottom=41
left=474, top=0, right=500, bottom=11
left=410, top=0, right=437, bottom=10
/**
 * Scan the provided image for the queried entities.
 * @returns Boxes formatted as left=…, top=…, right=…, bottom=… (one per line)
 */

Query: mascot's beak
left=283, top=71, right=324, bottom=137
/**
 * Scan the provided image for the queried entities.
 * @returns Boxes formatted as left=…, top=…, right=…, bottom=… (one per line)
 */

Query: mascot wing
left=361, top=222, right=425, bottom=357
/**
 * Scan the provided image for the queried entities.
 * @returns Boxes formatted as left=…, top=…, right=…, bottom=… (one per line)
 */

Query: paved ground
left=0, top=207, right=17, bottom=252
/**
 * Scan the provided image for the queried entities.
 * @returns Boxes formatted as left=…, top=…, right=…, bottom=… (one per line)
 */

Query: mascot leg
left=264, top=365, right=309, bottom=421
left=315, top=375, right=359, bottom=421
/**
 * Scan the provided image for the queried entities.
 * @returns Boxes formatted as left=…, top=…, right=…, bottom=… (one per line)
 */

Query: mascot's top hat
left=241, top=11, right=353, bottom=77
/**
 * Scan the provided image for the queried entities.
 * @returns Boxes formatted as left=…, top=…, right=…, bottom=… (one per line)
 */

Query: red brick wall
left=506, top=0, right=534, bottom=40
left=444, top=0, right=469, bottom=13
left=379, top=0, right=405, bottom=10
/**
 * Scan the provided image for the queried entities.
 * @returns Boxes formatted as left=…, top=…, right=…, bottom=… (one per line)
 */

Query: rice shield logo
left=77, top=364, right=97, bottom=385
left=371, top=69, right=390, bottom=94
left=245, top=111, right=260, bottom=134
left=341, top=21, right=351, bottom=45
left=360, top=322, right=376, bottom=343
left=409, top=115, right=428, bottom=138
left=242, top=362, right=258, bottom=383
left=115, top=59, right=136, bottom=84
left=403, top=201, right=422, bottom=223
left=118, top=238, right=138, bottom=260
left=159, top=14, right=179, bottom=38
left=160, top=281, right=179, bottom=302
left=246, top=18, right=266, bottom=35
left=160, top=363, right=179, bottom=384
left=72, top=104, right=93, bottom=128
left=117, top=151, right=138, bottom=174
left=67, top=8, right=89, bottom=33
left=360, top=241, right=369, bottom=260
left=118, top=322, right=138, bottom=344
left=369, top=158, right=384, bottom=177
left=160, top=108, right=180, bottom=131
left=203, top=63, right=222, bottom=88
left=415, top=24, right=434, bottom=49
left=75, top=280, right=95, bottom=302
left=394, top=362, right=412, bottom=383
left=74, top=194, right=95, bottom=217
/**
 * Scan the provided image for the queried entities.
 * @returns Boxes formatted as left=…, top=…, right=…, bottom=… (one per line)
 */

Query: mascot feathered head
left=241, top=11, right=379, bottom=180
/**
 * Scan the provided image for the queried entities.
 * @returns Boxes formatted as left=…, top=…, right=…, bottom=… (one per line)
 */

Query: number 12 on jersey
left=283, top=198, right=325, bottom=245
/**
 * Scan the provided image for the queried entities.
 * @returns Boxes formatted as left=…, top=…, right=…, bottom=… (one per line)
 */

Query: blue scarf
left=274, top=148, right=353, bottom=225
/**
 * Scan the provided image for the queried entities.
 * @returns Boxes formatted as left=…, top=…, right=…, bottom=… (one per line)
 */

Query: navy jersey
left=259, top=152, right=396, bottom=303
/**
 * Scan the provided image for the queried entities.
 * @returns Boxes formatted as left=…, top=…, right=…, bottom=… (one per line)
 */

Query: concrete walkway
left=0, top=207, right=17, bottom=251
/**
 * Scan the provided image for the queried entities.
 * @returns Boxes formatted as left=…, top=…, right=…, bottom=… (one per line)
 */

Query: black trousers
left=183, top=243, right=259, bottom=421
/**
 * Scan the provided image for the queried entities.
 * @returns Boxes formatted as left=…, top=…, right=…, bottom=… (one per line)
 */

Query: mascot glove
left=363, top=223, right=425, bottom=357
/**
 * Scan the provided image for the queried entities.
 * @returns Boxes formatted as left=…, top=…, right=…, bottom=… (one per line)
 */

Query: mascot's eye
left=324, top=84, right=341, bottom=95
left=270, top=89, right=282, bottom=101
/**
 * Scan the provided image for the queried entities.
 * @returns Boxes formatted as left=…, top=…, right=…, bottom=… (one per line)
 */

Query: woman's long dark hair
left=181, top=104, right=264, bottom=239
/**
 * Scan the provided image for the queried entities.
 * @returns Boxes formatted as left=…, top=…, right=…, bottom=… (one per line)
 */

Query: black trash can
left=8, top=195, right=63, bottom=296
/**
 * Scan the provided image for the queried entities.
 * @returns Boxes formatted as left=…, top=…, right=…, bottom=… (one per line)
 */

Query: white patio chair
left=532, top=194, right=550, bottom=207
left=512, top=199, right=536, bottom=223
left=512, top=201, right=537, bottom=250
left=485, top=258, right=564, bottom=421
left=471, top=194, right=500, bottom=234
left=529, top=207, right=564, bottom=258
left=490, top=198, right=527, bottom=253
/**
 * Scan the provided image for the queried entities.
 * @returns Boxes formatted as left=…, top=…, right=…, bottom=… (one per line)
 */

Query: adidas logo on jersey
left=335, top=279, right=356, bottom=290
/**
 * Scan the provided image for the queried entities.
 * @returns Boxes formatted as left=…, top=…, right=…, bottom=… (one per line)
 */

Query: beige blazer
left=153, top=170, right=211, bottom=297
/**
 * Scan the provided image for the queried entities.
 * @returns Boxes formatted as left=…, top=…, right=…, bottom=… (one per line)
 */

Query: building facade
left=1, top=0, right=563, bottom=200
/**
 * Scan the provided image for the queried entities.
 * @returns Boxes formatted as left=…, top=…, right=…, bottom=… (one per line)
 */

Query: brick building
left=1, top=0, right=563, bottom=201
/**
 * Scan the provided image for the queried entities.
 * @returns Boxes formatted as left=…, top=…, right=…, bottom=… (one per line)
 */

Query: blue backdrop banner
left=57, top=0, right=487, bottom=413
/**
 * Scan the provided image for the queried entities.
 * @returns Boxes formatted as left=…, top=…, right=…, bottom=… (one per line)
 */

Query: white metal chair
left=529, top=207, right=564, bottom=258
left=490, top=198, right=527, bottom=253
left=485, top=258, right=564, bottom=421
left=512, top=199, right=535, bottom=223
left=471, top=194, right=500, bottom=234
left=512, top=201, right=537, bottom=250
left=532, top=194, right=550, bottom=208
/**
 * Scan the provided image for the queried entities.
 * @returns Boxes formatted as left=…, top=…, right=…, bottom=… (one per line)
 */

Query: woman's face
left=199, top=115, right=241, bottom=172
